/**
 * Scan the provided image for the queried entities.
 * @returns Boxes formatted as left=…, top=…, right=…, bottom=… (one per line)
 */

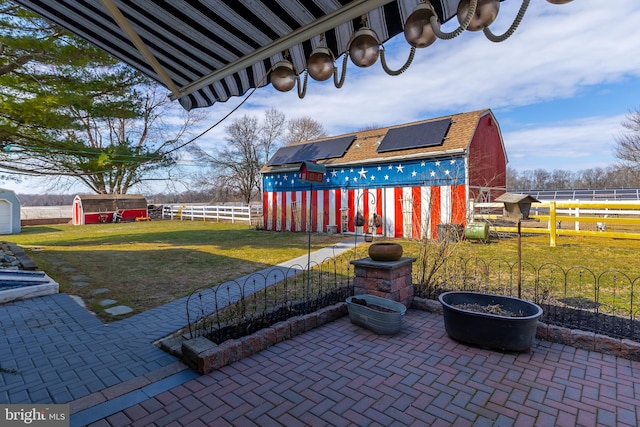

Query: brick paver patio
left=78, top=309, right=640, bottom=427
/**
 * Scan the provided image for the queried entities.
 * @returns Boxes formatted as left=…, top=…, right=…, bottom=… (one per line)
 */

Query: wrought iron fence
left=185, top=250, right=640, bottom=344
left=413, top=256, right=640, bottom=341
left=185, top=252, right=356, bottom=343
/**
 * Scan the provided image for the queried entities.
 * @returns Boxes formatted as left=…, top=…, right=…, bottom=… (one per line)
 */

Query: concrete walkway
left=2, top=236, right=640, bottom=426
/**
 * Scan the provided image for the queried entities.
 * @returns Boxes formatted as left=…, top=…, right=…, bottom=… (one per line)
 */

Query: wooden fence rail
left=472, top=200, right=640, bottom=247
left=161, top=204, right=262, bottom=225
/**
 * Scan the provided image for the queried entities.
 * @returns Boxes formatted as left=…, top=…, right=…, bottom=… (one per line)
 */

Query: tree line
left=507, top=165, right=640, bottom=191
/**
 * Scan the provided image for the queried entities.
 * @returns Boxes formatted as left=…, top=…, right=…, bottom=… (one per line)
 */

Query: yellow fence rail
left=473, top=201, right=640, bottom=247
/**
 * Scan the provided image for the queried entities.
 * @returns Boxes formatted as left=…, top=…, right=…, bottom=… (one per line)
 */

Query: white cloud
left=503, top=114, right=625, bottom=171
left=214, top=0, right=638, bottom=174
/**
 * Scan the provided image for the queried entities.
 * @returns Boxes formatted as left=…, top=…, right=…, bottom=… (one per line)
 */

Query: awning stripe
left=26, top=1, right=163, bottom=82
left=14, top=0, right=460, bottom=110
left=130, top=4, right=241, bottom=63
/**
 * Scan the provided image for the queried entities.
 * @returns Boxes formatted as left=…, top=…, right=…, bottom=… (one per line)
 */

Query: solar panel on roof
left=320, top=136, right=354, bottom=156
left=266, top=145, right=301, bottom=166
left=377, top=118, right=451, bottom=153
left=267, top=135, right=354, bottom=166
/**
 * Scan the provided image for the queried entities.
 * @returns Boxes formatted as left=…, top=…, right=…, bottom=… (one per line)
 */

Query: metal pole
left=354, top=217, right=358, bottom=259
left=307, top=183, right=312, bottom=297
left=518, top=219, right=522, bottom=299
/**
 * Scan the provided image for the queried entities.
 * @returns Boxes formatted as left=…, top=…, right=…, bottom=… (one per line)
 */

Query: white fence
left=471, top=199, right=640, bottom=246
left=472, top=199, right=640, bottom=224
left=161, top=204, right=262, bottom=225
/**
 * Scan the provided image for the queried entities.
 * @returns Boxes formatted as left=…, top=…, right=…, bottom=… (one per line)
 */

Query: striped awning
left=14, top=0, right=462, bottom=111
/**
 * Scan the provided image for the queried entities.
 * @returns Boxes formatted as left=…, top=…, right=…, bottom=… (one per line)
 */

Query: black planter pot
left=438, top=291, right=543, bottom=352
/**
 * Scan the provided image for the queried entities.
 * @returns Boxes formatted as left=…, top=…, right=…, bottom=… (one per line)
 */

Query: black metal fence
left=185, top=253, right=356, bottom=343
left=413, top=256, right=640, bottom=341
left=185, top=252, right=640, bottom=343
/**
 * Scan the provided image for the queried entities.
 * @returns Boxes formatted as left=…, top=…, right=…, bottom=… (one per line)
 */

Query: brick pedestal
left=350, top=257, right=416, bottom=308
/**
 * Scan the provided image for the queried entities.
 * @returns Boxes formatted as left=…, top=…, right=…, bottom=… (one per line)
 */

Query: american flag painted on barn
left=262, top=156, right=467, bottom=239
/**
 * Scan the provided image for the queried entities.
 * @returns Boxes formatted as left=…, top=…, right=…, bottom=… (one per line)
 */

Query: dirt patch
left=452, top=303, right=526, bottom=317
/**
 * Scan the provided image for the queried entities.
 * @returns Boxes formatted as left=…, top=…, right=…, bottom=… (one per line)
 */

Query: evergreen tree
left=0, top=2, right=192, bottom=193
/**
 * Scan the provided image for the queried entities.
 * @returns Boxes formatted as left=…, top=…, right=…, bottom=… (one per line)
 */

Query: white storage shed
left=0, top=188, right=21, bottom=234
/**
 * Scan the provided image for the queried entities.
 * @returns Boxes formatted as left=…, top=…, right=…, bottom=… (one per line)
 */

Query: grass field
left=7, top=221, right=345, bottom=321
left=5, top=221, right=640, bottom=322
left=403, top=232, right=640, bottom=276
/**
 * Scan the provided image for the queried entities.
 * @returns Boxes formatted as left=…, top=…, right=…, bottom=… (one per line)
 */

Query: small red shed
left=72, top=194, right=148, bottom=225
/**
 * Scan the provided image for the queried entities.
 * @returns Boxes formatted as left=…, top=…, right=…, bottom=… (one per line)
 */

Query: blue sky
left=5, top=0, right=640, bottom=194
left=190, top=0, right=640, bottom=172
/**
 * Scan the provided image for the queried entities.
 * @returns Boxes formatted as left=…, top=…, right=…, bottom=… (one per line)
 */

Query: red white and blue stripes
left=263, top=156, right=467, bottom=238
left=262, top=184, right=467, bottom=239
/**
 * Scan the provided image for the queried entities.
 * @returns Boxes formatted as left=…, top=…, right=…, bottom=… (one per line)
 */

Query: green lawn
left=6, top=221, right=639, bottom=322
left=401, top=233, right=640, bottom=314
left=402, top=232, right=640, bottom=274
left=7, top=221, right=346, bottom=320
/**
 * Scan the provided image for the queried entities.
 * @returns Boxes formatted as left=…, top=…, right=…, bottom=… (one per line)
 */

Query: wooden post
left=549, top=201, right=557, bottom=247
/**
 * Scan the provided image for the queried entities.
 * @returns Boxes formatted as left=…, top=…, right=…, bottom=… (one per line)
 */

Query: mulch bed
left=452, top=303, right=526, bottom=317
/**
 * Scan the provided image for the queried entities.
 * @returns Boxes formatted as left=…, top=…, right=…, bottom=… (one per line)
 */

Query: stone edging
left=179, top=303, right=348, bottom=374
left=1, top=242, right=37, bottom=270
left=178, top=297, right=640, bottom=374
left=536, top=322, right=640, bottom=361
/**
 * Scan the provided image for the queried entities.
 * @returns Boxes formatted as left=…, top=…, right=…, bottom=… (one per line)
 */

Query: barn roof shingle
left=262, top=109, right=491, bottom=173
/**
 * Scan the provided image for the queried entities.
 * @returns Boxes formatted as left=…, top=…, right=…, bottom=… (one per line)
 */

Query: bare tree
left=505, top=169, right=532, bottom=191
left=189, top=110, right=327, bottom=202
left=576, top=167, right=608, bottom=188
left=550, top=169, right=574, bottom=189
left=188, top=114, right=263, bottom=203
left=506, top=167, right=524, bottom=190
left=259, top=107, right=286, bottom=163
left=283, top=116, right=326, bottom=144
left=214, top=115, right=262, bottom=203
left=614, top=108, right=640, bottom=168
left=611, top=165, right=640, bottom=187
left=531, top=169, right=551, bottom=189
left=356, top=124, right=382, bottom=132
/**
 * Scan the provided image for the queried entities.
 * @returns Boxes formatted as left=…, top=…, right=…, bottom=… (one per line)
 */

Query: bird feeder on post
left=494, top=193, right=540, bottom=221
left=299, top=161, right=326, bottom=297
left=299, top=160, right=326, bottom=184
left=495, top=193, right=540, bottom=299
